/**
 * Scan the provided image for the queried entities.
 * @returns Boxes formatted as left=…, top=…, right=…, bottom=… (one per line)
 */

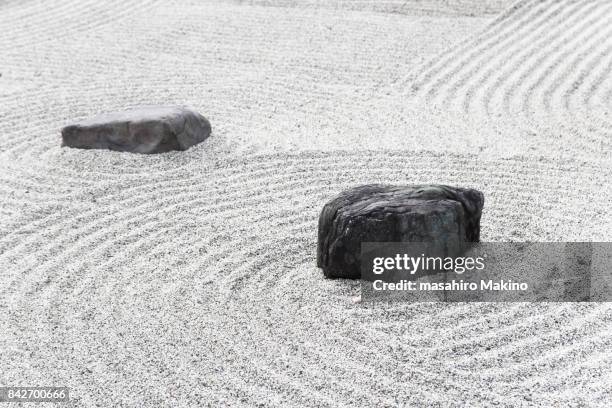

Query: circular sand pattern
left=0, top=0, right=492, bottom=158
left=1, top=150, right=611, bottom=406
left=1, top=0, right=611, bottom=406
left=411, top=0, right=612, bottom=160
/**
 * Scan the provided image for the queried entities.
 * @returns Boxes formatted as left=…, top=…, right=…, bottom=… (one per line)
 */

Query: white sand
left=1, top=0, right=611, bottom=406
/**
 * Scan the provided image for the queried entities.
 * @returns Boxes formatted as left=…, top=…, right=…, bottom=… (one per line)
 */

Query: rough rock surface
left=317, top=184, right=484, bottom=279
left=61, top=106, right=211, bottom=153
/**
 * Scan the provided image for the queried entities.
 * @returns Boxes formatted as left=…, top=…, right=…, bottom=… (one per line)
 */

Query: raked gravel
left=1, top=0, right=611, bottom=407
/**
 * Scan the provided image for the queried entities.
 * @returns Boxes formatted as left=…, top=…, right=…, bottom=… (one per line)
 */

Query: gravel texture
left=1, top=0, right=611, bottom=407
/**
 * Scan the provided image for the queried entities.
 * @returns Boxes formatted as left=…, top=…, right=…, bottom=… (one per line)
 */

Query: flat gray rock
left=317, top=184, right=484, bottom=279
left=61, top=106, right=211, bottom=154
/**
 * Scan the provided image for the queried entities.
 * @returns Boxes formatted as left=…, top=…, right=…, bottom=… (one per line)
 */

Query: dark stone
left=317, top=184, right=484, bottom=279
left=61, top=106, right=211, bottom=154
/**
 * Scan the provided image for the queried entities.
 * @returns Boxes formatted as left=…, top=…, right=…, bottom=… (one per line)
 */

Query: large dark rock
left=317, top=184, right=484, bottom=279
left=61, top=106, right=211, bottom=154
